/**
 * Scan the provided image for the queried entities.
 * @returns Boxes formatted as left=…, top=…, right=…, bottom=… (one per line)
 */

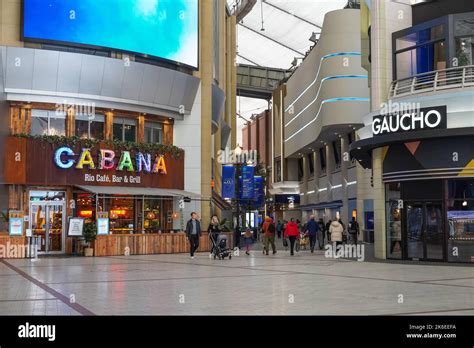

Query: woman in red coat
left=284, top=218, right=299, bottom=256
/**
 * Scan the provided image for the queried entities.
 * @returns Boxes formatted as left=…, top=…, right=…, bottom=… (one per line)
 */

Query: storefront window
left=30, top=191, right=66, bottom=201
left=109, top=198, right=135, bottom=234
left=395, top=41, right=446, bottom=79
left=144, top=199, right=164, bottom=233
left=395, top=25, right=444, bottom=51
left=144, top=122, right=163, bottom=144
left=75, top=114, right=104, bottom=140
left=31, top=110, right=66, bottom=136
left=455, top=17, right=474, bottom=37
left=386, top=182, right=402, bottom=259
left=447, top=179, right=474, bottom=262
left=455, top=36, right=474, bottom=67
left=113, top=117, right=136, bottom=142
left=75, top=193, right=96, bottom=222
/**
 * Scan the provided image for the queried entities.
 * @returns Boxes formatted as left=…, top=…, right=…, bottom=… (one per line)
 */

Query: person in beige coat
left=329, top=219, right=344, bottom=247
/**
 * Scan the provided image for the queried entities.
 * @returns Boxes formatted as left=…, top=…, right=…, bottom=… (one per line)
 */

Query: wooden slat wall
left=137, top=115, right=145, bottom=142
left=105, top=111, right=113, bottom=140
left=91, top=232, right=233, bottom=257
left=66, top=107, right=75, bottom=136
left=163, top=123, right=173, bottom=145
left=10, top=107, right=32, bottom=135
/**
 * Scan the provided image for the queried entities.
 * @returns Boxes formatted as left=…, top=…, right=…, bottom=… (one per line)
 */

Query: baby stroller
left=298, top=232, right=309, bottom=250
left=210, top=233, right=232, bottom=260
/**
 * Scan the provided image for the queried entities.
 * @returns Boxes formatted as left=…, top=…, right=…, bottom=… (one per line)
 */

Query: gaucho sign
left=372, top=105, right=446, bottom=136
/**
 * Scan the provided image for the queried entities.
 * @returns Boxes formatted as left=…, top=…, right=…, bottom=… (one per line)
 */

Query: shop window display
left=109, top=198, right=135, bottom=234
left=144, top=199, right=164, bottom=233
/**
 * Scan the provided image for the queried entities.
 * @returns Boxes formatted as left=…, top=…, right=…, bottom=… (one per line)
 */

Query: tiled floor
left=0, top=247, right=473, bottom=315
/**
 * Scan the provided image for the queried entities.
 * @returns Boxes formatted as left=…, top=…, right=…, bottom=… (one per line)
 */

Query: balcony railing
left=389, top=65, right=474, bottom=98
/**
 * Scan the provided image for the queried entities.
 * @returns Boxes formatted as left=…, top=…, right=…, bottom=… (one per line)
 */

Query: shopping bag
left=282, top=238, right=288, bottom=247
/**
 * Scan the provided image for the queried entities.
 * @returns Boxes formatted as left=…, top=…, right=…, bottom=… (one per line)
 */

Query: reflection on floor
left=1, top=245, right=473, bottom=315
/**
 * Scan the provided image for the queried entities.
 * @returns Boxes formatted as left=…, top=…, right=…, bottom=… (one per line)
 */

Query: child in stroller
left=209, top=232, right=232, bottom=260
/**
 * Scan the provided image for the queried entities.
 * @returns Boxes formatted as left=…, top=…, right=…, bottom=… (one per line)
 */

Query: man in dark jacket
left=185, top=212, right=201, bottom=258
left=325, top=219, right=332, bottom=242
left=318, top=218, right=325, bottom=249
left=348, top=217, right=360, bottom=245
left=306, top=215, right=319, bottom=253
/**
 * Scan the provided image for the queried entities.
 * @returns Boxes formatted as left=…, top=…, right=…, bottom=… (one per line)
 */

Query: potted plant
left=83, top=222, right=97, bottom=257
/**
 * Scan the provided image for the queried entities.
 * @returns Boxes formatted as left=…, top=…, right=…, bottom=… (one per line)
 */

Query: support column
left=313, top=151, right=320, bottom=214
left=373, top=147, right=386, bottom=259
left=200, top=0, right=214, bottom=227
left=341, top=136, right=349, bottom=225
left=325, top=144, right=334, bottom=204
left=302, top=156, right=309, bottom=206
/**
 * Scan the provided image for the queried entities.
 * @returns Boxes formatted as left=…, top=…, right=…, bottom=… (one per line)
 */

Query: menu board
left=68, top=218, right=84, bottom=236
left=97, top=212, right=110, bottom=236
left=9, top=211, right=24, bottom=236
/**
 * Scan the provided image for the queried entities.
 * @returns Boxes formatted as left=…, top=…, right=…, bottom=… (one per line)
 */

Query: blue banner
left=222, top=166, right=236, bottom=199
left=253, top=176, right=264, bottom=208
left=241, top=166, right=255, bottom=200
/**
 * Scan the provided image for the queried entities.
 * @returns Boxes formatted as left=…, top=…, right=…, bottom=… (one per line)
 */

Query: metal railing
left=389, top=65, right=474, bottom=98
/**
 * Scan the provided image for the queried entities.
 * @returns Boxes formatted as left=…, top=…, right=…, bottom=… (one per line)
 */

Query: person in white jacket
left=329, top=219, right=344, bottom=248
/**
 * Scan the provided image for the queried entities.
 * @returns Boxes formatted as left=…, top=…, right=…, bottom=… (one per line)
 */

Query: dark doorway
left=405, top=201, right=445, bottom=261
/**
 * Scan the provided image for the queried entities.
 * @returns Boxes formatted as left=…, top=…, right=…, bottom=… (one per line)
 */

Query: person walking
left=284, top=218, right=299, bottom=256
left=318, top=218, right=326, bottom=249
left=262, top=216, right=277, bottom=255
left=185, top=212, right=201, bottom=259
left=348, top=217, right=360, bottom=245
left=306, top=215, right=319, bottom=253
left=207, top=215, right=221, bottom=258
left=325, top=219, right=332, bottom=242
left=276, top=220, right=283, bottom=239
left=244, top=227, right=253, bottom=255
left=282, top=220, right=288, bottom=250
left=329, top=218, right=344, bottom=249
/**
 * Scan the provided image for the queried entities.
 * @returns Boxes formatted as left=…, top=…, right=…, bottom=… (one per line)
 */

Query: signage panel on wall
left=222, top=166, right=236, bottom=199
left=23, top=0, right=199, bottom=68
left=97, top=212, right=110, bottom=236
left=9, top=210, right=24, bottom=236
left=253, top=176, right=264, bottom=208
left=372, top=105, right=447, bottom=136
left=241, top=166, right=255, bottom=200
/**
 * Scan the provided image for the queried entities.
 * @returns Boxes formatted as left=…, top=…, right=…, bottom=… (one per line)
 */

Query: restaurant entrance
left=405, top=201, right=445, bottom=261
left=29, top=191, right=66, bottom=254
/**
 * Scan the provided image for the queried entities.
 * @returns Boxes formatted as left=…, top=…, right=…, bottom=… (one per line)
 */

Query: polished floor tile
left=1, top=248, right=473, bottom=315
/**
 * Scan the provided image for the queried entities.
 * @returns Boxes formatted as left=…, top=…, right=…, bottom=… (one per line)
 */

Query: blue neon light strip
left=284, top=97, right=369, bottom=143
left=284, top=74, right=367, bottom=127
left=284, top=52, right=362, bottom=112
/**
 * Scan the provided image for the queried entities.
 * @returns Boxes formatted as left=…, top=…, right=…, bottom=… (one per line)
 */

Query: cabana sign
left=54, top=147, right=168, bottom=184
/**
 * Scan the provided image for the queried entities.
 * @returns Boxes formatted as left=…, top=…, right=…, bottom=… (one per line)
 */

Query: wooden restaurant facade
left=1, top=103, right=221, bottom=257
left=0, top=0, right=238, bottom=258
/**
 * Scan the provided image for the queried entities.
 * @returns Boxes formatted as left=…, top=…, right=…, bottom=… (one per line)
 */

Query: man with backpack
left=262, top=216, right=277, bottom=255
left=305, top=215, right=319, bottom=253
left=348, top=217, right=360, bottom=245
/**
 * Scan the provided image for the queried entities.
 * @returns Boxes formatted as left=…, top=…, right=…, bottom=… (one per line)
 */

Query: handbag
left=282, top=238, right=288, bottom=247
